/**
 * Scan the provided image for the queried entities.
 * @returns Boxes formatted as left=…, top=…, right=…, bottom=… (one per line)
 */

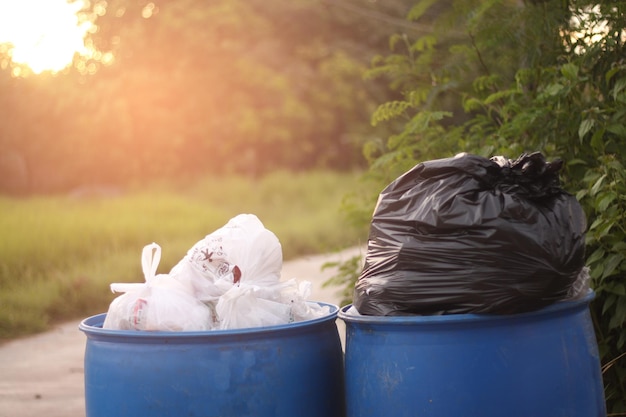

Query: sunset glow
left=0, top=0, right=95, bottom=75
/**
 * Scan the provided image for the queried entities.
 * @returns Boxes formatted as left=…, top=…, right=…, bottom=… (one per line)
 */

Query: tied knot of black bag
left=491, top=152, right=564, bottom=200
left=353, top=152, right=587, bottom=316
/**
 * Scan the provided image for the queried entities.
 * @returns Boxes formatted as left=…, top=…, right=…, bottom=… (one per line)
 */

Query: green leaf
left=483, top=90, right=514, bottom=105
left=597, top=192, right=618, bottom=212
left=567, top=158, right=588, bottom=166
left=544, top=83, right=564, bottom=96
left=597, top=220, right=616, bottom=239
left=612, top=78, right=626, bottom=101
left=617, top=332, right=626, bottom=350
left=412, top=35, right=437, bottom=52
left=464, top=97, right=484, bottom=112
left=607, top=159, right=624, bottom=172
left=602, top=253, right=625, bottom=280
left=561, top=63, right=579, bottom=80
left=607, top=124, right=626, bottom=138
left=603, top=294, right=617, bottom=314
left=407, top=0, right=439, bottom=21
left=371, top=100, right=412, bottom=125
left=587, top=248, right=607, bottom=266
left=387, top=132, right=412, bottom=150
left=612, top=242, right=626, bottom=253
left=605, top=67, right=620, bottom=83
left=591, top=264, right=604, bottom=280
left=389, top=34, right=406, bottom=51
left=608, top=299, right=626, bottom=329
left=589, top=217, right=603, bottom=231
left=583, top=170, right=601, bottom=183
left=472, top=75, right=500, bottom=92
left=590, top=174, right=607, bottom=197
left=406, top=90, right=428, bottom=106
left=370, top=150, right=404, bottom=170
left=607, top=283, right=626, bottom=296
left=579, top=118, right=595, bottom=141
left=590, top=127, right=606, bottom=152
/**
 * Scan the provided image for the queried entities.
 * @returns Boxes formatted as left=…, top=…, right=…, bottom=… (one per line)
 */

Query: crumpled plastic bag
left=169, top=213, right=283, bottom=303
left=103, top=214, right=330, bottom=331
left=353, top=152, right=587, bottom=316
left=103, top=243, right=214, bottom=331
left=216, top=285, right=293, bottom=329
left=216, top=278, right=329, bottom=329
left=168, top=214, right=328, bottom=329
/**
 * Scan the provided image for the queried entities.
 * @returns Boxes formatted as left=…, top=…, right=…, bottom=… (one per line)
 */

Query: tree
left=0, top=0, right=420, bottom=192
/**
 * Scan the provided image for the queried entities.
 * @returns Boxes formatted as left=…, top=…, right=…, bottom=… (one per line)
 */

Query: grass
left=0, top=170, right=369, bottom=340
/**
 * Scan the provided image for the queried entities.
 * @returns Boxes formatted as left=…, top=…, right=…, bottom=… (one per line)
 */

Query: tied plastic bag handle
left=110, top=243, right=162, bottom=293
left=142, top=242, right=161, bottom=283
left=491, top=152, right=564, bottom=200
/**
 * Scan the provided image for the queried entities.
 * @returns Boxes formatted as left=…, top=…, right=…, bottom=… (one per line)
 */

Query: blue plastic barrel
left=79, top=302, right=345, bottom=417
left=339, top=292, right=606, bottom=417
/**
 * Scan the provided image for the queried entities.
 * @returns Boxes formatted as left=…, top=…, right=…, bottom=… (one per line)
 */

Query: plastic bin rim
left=79, top=301, right=338, bottom=338
left=338, top=291, right=595, bottom=325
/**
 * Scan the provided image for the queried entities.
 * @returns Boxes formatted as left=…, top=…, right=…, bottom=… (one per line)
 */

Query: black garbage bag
left=353, top=152, right=587, bottom=316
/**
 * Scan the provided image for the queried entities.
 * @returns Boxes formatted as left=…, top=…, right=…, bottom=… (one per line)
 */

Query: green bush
left=331, top=0, right=626, bottom=412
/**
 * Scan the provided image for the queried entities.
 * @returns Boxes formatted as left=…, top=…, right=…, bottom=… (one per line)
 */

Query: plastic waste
left=104, top=214, right=330, bottom=331
left=353, top=152, right=587, bottom=316
left=103, top=243, right=214, bottom=331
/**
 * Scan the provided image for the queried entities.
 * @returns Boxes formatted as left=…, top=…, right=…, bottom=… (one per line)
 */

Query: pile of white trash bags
left=103, top=214, right=330, bottom=331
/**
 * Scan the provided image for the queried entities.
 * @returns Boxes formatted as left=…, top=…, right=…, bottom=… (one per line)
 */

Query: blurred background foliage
left=0, top=0, right=428, bottom=194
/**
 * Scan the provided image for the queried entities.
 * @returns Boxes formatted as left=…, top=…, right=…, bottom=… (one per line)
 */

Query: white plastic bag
left=103, top=243, right=214, bottom=331
left=216, top=285, right=293, bottom=330
left=277, top=279, right=331, bottom=323
left=102, top=215, right=330, bottom=332
left=169, top=214, right=283, bottom=302
left=215, top=278, right=331, bottom=329
left=167, top=214, right=329, bottom=329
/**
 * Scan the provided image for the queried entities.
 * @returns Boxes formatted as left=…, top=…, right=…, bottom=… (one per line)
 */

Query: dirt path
left=0, top=247, right=363, bottom=417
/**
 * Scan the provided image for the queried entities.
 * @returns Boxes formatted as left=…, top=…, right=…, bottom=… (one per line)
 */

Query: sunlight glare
left=0, top=0, right=93, bottom=74
left=567, top=5, right=626, bottom=54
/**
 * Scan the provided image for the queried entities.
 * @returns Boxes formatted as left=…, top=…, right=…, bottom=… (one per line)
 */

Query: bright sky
left=0, top=0, right=93, bottom=75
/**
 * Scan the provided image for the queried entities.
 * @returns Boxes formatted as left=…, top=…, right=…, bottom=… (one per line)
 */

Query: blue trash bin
left=339, top=291, right=606, bottom=417
left=80, top=302, right=345, bottom=417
